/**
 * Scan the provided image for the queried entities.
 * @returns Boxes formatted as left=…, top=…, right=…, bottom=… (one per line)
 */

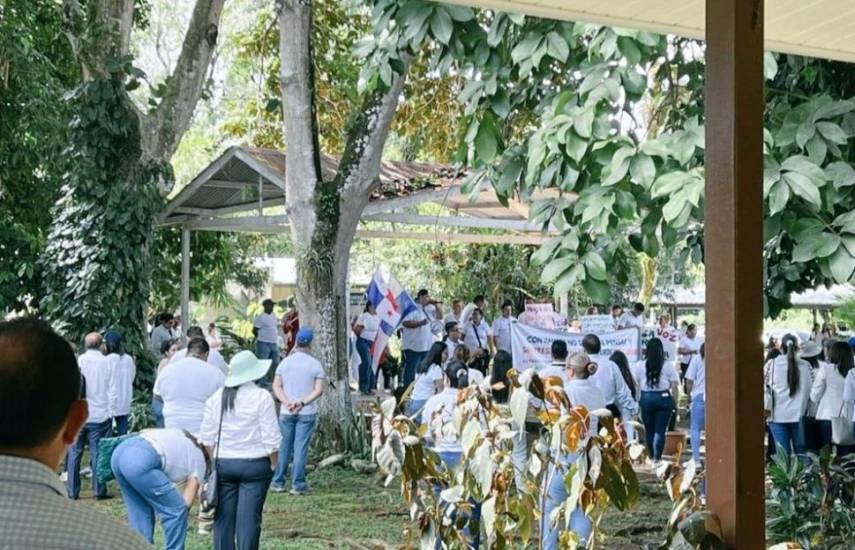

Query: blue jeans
left=114, top=415, right=130, bottom=436
left=639, top=391, right=674, bottom=460
left=152, top=395, right=165, bottom=428
left=769, top=421, right=805, bottom=457
left=356, top=337, right=375, bottom=393
left=435, top=451, right=481, bottom=549
left=407, top=399, right=427, bottom=425
left=66, top=418, right=112, bottom=499
left=542, top=455, right=592, bottom=550
left=690, top=395, right=706, bottom=462
left=111, top=437, right=188, bottom=550
left=255, top=341, right=280, bottom=387
left=402, top=350, right=427, bottom=388
left=272, top=414, right=317, bottom=491
left=214, top=457, right=273, bottom=550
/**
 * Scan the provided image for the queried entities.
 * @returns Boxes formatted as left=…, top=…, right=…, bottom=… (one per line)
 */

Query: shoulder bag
left=200, top=393, right=226, bottom=513
left=832, top=402, right=855, bottom=445
left=95, top=433, right=134, bottom=484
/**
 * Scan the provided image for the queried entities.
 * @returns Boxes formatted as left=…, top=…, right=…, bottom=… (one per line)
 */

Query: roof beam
left=362, top=185, right=463, bottom=215
left=363, top=212, right=551, bottom=233
left=233, top=148, right=287, bottom=192
left=174, top=206, right=218, bottom=216
left=355, top=229, right=542, bottom=245
left=163, top=146, right=239, bottom=218
left=185, top=215, right=290, bottom=233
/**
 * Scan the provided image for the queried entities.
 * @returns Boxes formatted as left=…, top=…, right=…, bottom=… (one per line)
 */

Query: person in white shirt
left=353, top=302, right=380, bottom=395
left=537, top=340, right=571, bottom=386
left=67, top=332, right=114, bottom=500
left=206, top=322, right=223, bottom=350
left=611, top=304, right=624, bottom=329
left=443, top=298, right=463, bottom=325
left=111, top=428, right=209, bottom=549
left=678, top=324, right=703, bottom=386
left=421, top=361, right=468, bottom=465
left=154, top=338, right=225, bottom=435
left=685, top=344, right=706, bottom=462
left=824, top=342, right=855, bottom=447
left=632, top=338, right=680, bottom=461
left=170, top=326, right=229, bottom=376
left=104, top=330, right=136, bottom=436
left=253, top=299, right=281, bottom=384
left=400, top=289, right=437, bottom=388
left=151, top=313, right=176, bottom=359
left=464, top=308, right=493, bottom=374
left=200, top=350, right=281, bottom=550
left=271, top=328, right=326, bottom=494
left=767, top=334, right=812, bottom=458
left=618, top=302, right=645, bottom=330
left=542, top=352, right=606, bottom=550
left=491, top=300, right=515, bottom=354
left=444, top=321, right=463, bottom=361
left=581, top=334, right=639, bottom=422
left=407, top=342, right=447, bottom=422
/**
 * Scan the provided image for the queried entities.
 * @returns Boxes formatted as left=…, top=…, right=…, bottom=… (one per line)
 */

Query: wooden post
left=705, top=0, right=765, bottom=547
left=181, top=225, right=191, bottom=338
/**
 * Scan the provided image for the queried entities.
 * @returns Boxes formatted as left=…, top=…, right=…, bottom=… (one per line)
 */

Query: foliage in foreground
left=376, top=370, right=644, bottom=548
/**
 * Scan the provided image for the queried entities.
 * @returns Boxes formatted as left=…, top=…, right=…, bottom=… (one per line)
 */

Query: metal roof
left=443, top=0, right=855, bottom=64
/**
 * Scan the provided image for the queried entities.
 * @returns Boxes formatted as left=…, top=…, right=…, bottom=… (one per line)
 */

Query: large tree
left=39, top=0, right=225, bottom=364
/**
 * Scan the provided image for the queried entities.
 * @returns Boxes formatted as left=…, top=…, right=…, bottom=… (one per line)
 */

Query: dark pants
left=214, top=457, right=273, bottom=550
left=114, top=415, right=130, bottom=436
left=803, top=416, right=823, bottom=453
left=639, top=391, right=674, bottom=461
left=66, top=418, right=112, bottom=499
left=356, top=337, right=375, bottom=393
left=401, top=350, right=427, bottom=388
left=816, top=419, right=855, bottom=456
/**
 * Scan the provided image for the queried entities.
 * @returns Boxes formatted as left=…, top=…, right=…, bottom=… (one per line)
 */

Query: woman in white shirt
left=353, top=302, right=380, bottom=395
left=813, top=341, right=855, bottom=448
left=200, top=351, right=282, bottom=550
left=632, top=338, right=680, bottom=461
left=104, top=330, right=136, bottom=436
left=407, top=342, right=446, bottom=422
left=767, top=335, right=812, bottom=458
left=685, top=344, right=706, bottom=462
left=111, top=428, right=209, bottom=550
left=542, top=352, right=606, bottom=550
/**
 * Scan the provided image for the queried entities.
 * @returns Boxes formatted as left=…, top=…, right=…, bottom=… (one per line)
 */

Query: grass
left=79, top=461, right=672, bottom=549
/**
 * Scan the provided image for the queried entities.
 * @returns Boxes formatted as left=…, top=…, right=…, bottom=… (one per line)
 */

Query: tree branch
left=144, top=0, right=225, bottom=160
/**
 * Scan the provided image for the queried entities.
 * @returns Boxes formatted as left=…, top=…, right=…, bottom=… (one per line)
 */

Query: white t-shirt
left=253, top=312, right=280, bottom=344
left=565, top=379, right=607, bottom=433
left=679, top=335, right=703, bottom=365
left=78, top=350, right=113, bottom=423
left=463, top=320, right=491, bottom=350
left=170, top=347, right=228, bottom=376
left=154, top=357, right=226, bottom=434
left=140, top=428, right=207, bottom=483
left=422, top=388, right=461, bottom=453
left=107, top=353, right=136, bottom=417
left=411, top=364, right=443, bottom=401
left=537, top=362, right=571, bottom=386
left=685, top=355, right=706, bottom=399
left=443, top=312, right=461, bottom=325
left=401, top=308, right=434, bottom=352
left=275, top=351, right=327, bottom=416
left=491, top=316, right=515, bottom=353
left=632, top=361, right=680, bottom=392
left=618, top=312, right=644, bottom=330
left=356, top=312, right=380, bottom=342
left=445, top=339, right=460, bottom=361
left=467, top=368, right=485, bottom=387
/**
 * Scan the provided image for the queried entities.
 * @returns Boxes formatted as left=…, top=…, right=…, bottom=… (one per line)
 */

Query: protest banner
left=510, top=322, right=641, bottom=370
left=519, top=302, right=564, bottom=330
left=581, top=314, right=617, bottom=334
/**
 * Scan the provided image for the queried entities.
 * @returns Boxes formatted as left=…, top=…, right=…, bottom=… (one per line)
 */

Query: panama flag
left=365, top=265, right=417, bottom=373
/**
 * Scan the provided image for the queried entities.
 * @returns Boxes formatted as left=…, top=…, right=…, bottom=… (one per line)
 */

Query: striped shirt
left=0, top=455, right=150, bottom=549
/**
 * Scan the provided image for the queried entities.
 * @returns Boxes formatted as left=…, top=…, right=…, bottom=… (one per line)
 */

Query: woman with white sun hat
left=200, top=350, right=282, bottom=550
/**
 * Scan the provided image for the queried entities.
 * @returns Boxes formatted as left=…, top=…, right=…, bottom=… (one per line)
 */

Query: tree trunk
left=638, top=254, right=657, bottom=307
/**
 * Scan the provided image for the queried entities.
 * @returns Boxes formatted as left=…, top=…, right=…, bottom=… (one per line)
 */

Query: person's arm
left=402, top=312, right=428, bottom=329
left=199, top=395, right=216, bottom=449
left=670, top=381, right=680, bottom=405
left=259, top=392, right=282, bottom=469
left=685, top=380, right=695, bottom=399
left=272, top=374, right=292, bottom=408
left=182, top=477, right=200, bottom=507
left=353, top=321, right=364, bottom=338
left=810, top=365, right=827, bottom=405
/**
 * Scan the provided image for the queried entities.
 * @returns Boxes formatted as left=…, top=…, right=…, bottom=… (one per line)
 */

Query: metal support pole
left=705, top=0, right=765, bottom=547
left=180, top=225, right=191, bottom=340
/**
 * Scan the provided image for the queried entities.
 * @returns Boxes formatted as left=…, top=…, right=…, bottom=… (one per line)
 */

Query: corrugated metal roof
left=442, top=0, right=855, bottom=63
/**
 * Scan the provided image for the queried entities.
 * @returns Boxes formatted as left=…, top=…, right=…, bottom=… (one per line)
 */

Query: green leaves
left=429, top=7, right=453, bottom=44
left=545, top=31, right=570, bottom=63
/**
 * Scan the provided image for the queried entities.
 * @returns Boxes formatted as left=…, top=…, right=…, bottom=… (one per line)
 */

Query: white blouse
left=768, top=356, right=812, bottom=423
left=632, top=361, right=680, bottom=392
left=107, top=353, right=136, bottom=417
left=200, top=382, right=282, bottom=459
left=811, top=362, right=847, bottom=420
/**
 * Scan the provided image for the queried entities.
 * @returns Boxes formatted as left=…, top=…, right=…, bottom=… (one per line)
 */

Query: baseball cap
left=297, top=327, right=314, bottom=346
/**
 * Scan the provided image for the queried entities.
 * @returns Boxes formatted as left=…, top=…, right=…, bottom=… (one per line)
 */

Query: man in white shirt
left=581, top=334, right=639, bottom=421
left=150, top=313, right=175, bottom=359
left=678, top=323, right=703, bottom=385
left=67, top=332, right=114, bottom=500
left=464, top=309, right=493, bottom=374
left=253, top=299, right=281, bottom=386
left=444, top=321, right=463, bottom=361
left=491, top=300, right=515, bottom=354
left=271, top=328, right=326, bottom=494
left=443, top=299, right=463, bottom=325
left=536, top=340, right=570, bottom=385
left=400, top=289, right=437, bottom=387
left=170, top=325, right=229, bottom=376
left=154, top=337, right=225, bottom=435
left=618, top=302, right=645, bottom=330
left=685, top=343, right=706, bottom=462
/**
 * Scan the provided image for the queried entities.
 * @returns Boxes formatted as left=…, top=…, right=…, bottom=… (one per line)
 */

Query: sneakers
left=289, top=488, right=308, bottom=496
left=269, top=485, right=286, bottom=493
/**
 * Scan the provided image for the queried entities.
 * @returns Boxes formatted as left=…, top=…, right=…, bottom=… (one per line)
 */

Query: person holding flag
left=400, top=289, right=440, bottom=388
left=364, top=267, right=418, bottom=389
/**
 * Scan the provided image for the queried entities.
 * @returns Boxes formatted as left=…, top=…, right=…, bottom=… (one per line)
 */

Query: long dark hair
left=609, top=350, right=636, bottom=397
left=645, top=338, right=666, bottom=388
left=830, top=341, right=855, bottom=378
left=782, top=334, right=800, bottom=398
left=444, top=360, right=469, bottom=389
left=490, top=351, right=513, bottom=404
left=764, top=348, right=781, bottom=364
left=419, top=342, right=447, bottom=375
left=223, top=386, right=239, bottom=412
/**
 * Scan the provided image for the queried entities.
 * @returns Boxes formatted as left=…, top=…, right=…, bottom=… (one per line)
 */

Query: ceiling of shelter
left=438, top=0, right=855, bottom=63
